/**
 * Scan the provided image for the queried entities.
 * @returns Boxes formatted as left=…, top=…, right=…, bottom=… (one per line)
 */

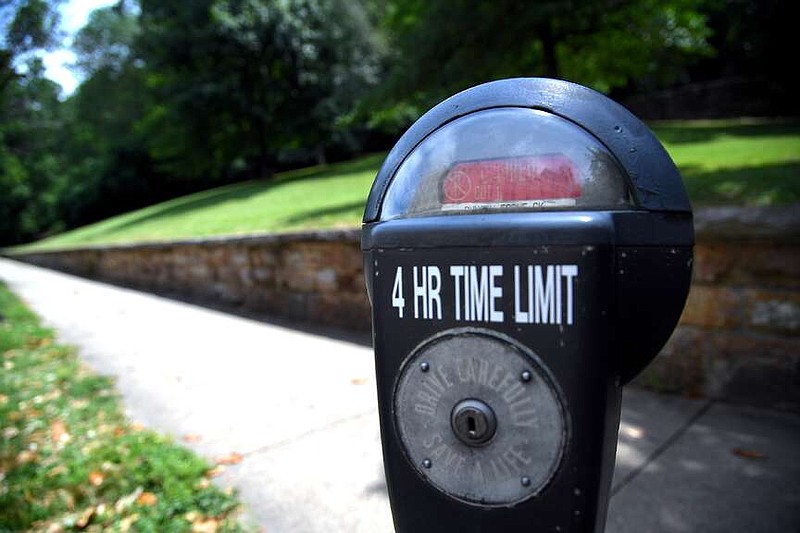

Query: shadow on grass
left=60, top=154, right=385, bottom=243
left=651, top=120, right=800, bottom=145
left=281, top=200, right=367, bottom=225
left=682, top=161, right=800, bottom=205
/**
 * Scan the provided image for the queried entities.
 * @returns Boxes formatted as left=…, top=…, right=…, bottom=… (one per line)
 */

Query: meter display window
left=380, top=108, right=635, bottom=220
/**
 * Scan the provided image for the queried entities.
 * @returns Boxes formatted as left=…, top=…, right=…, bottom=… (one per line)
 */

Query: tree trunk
left=539, top=21, right=560, bottom=79
left=315, top=143, right=326, bottom=166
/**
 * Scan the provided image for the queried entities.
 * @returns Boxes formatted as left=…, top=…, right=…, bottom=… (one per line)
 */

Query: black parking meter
left=362, top=78, right=693, bottom=532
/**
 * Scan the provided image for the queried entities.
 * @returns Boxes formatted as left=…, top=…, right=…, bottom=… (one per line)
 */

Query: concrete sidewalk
left=1, top=257, right=798, bottom=532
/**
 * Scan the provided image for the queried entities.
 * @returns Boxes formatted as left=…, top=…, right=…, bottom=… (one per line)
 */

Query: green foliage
left=0, top=2, right=68, bottom=244
left=370, top=0, right=713, bottom=123
left=72, top=1, right=139, bottom=76
left=20, top=153, right=383, bottom=250
left=137, top=0, right=384, bottom=180
left=653, top=119, right=800, bottom=205
left=0, top=282, right=245, bottom=531
left=0, top=58, right=66, bottom=244
left=1, top=0, right=63, bottom=95
left=13, top=120, right=800, bottom=251
left=0, top=0, right=794, bottom=247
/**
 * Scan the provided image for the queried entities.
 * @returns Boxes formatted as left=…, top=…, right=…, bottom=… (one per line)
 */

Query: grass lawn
left=14, top=119, right=800, bottom=252
left=0, top=282, right=245, bottom=532
left=651, top=119, right=799, bottom=206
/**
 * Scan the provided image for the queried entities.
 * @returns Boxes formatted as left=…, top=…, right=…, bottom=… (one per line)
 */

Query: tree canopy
left=0, top=0, right=792, bottom=245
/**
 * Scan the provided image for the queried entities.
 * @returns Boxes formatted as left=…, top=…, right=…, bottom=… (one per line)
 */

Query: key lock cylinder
left=362, top=79, right=694, bottom=532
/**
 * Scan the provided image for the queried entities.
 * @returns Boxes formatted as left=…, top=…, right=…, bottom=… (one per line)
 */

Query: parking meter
left=362, top=78, right=693, bottom=532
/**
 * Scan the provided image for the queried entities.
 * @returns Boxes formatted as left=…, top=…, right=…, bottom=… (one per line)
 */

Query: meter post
left=362, top=78, right=694, bottom=532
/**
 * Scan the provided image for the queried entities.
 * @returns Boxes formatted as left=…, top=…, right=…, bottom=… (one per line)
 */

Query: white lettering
left=562, top=265, right=578, bottom=325
left=489, top=265, right=504, bottom=322
left=391, top=267, right=405, bottom=318
left=413, top=266, right=427, bottom=319
left=469, top=265, right=488, bottom=321
left=514, top=265, right=529, bottom=323
left=535, top=265, right=555, bottom=324
left=450, top=266, right=465, bottom=320
left=401, top=262, right=578, bottom=326
left=428, top=266, right=442, bottom=320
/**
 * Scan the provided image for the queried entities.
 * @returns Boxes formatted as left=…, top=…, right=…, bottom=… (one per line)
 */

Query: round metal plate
left=394, top=328, right=567, bottom=507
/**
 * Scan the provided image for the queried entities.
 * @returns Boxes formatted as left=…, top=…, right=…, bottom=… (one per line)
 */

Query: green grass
left=13, top=119, right=800, bottom=251
left=0, top=282, right=245, bottom=532
left=16, top=154, right=384, bottom=252
left=651, top=119, right=800, bottom=206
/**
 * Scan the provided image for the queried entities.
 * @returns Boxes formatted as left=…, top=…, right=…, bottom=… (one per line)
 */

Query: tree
left=57, top=2, right=168, bottom=228
left=137, top=0, right=384, bottom=181
left=0, top=1, right=64, bottom=244
left=0, top=58, right=65, bottom=244
left=372, top=0, right=712, bottom=125
left=1, top=0, right=62, bottom=94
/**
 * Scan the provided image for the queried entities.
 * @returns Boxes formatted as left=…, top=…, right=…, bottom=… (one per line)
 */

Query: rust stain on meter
left=394, top=328, right=568, bottom=507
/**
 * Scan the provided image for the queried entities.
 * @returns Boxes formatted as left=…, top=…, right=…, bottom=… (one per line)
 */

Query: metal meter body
left=362, top=78, right=693, bottom=532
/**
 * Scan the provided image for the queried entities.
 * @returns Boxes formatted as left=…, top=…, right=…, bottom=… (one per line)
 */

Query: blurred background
left=1, top=0, right=797, bottom=247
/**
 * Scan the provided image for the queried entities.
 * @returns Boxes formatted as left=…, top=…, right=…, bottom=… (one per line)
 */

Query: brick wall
left=9, top=207, right=800, bottom=411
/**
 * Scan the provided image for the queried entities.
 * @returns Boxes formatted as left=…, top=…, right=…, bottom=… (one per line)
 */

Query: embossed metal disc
left=394, top=328, right=568, bottom=507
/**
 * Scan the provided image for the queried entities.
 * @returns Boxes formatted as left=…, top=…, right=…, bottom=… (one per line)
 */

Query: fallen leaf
left=115, top=487, right=143, bottom=513
left=733, top=448, right=766, bottom=460
left=215, top=452, right=243, bottom=466
left=17, top=450, right=37, bottom=464
left=119, top=513, right=139, bottom=532
left=50, top=420, right=70, bottom=445
left=75, top=506, right=95, bottom=529
left=48, top=465, right=68, bottom=478
left=69, top=399, right=89, bottom=410
left=136, top=492, right=158, bottom=506
left=46, top=522, right=64, bottom=533
left=89, top=471, right=104, bottom=487
left=192, top=517, right=220, bottom=533
left=25, top=337, right=51, bottom=349
left=130, top=422, right=145, bottom=432
left=57, top=489, right=75, bottom=511
left=207, top=465, right=225, bottom=478
left=183, top=433, right=202, bottom=443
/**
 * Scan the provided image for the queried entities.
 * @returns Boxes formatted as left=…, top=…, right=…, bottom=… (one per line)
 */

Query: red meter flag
left=441, top=154, right=580, bottom=210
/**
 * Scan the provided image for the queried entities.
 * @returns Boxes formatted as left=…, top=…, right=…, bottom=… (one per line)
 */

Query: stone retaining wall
left=8, top=207, right=800, bottom=411
left=12, top=230, right=370, bottom=332
left=636, top=207, right=799, bottom=411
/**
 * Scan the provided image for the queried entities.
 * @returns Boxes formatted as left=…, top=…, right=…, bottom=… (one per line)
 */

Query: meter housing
left=362, top=78, right=693, bottom=532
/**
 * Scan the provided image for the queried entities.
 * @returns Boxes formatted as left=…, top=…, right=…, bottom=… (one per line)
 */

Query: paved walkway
left=1, top=257, right=798, bottom=532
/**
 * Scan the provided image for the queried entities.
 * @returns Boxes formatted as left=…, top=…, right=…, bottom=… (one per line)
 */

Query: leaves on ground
left=215, top=452, right=244, bottom=466
left=0, top=281, right=247, bottom=532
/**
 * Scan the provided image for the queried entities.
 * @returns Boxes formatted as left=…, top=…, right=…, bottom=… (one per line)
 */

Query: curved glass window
left=380, top=108, right=634, bottom=220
